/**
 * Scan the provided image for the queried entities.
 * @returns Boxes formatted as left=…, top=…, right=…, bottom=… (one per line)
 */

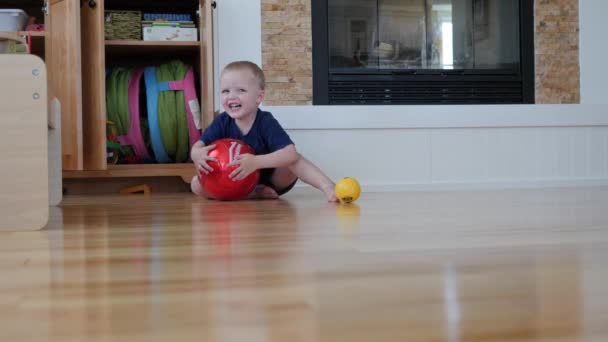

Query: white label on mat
left=189, top=99, right=201, bottom=130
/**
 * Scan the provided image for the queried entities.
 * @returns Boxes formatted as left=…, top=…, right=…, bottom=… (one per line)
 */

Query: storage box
left=0, top=9, right=29, bottom=31
left=105, top=10, right=142, bottom=40
left=0, top=33, right=27, bottom=54
left=143, top=26, right=198, bottom=42
left=0, top=40, right=27, bottom=54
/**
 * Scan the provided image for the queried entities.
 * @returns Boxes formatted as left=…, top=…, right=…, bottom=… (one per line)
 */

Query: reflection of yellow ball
left=336, top=202, right=360, bottom=217
left=336, top=203, right=360, bottom=236
left=335, top=177, right=361, bottom=203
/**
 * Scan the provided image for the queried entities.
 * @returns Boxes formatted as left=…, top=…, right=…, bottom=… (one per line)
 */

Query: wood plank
left=2, top=187, right=608, bottom=339
left=48, top=0, right=83, bottom=170
left=0, top=31, right=46, bottom=37
left=105, top=40, right=201, bottom=57
left=105, top=40, right=200, bottom=47
left=48, top=97, right=63, bottom=206
left=81, top=0, right=107, bottom=170
left=44, top=0, right=54, bottom=133
left=63, top=163, right=197, bottom=182
left=200, top=0, right=215, bottom=128
left=0, top=55, right=48, bottom=231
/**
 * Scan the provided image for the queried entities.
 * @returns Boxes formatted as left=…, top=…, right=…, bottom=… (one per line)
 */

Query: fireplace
left=312, top=0, right=535, bottom=105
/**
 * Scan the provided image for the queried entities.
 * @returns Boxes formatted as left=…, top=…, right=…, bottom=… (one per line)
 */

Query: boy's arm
left=228, top=144, right=298, bottom=181
left=190, top=140, right=206, bottom=160
left=255, top=144, right=299, bottom=169
left=192, top=140, right=205, bottom=149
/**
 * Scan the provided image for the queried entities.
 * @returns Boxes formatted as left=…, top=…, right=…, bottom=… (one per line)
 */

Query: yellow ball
left=335, top=177, right=361, bottom=203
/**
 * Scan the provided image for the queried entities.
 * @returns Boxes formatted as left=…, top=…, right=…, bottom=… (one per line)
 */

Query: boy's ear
left=257, top=89, right=266, bottom=104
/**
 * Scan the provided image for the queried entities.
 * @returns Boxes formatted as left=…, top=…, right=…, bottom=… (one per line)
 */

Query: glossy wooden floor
left=2, top=186, right=608, bottom=341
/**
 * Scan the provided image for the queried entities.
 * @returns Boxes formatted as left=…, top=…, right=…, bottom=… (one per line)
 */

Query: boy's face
left=220, top=69, right=265, bottom=121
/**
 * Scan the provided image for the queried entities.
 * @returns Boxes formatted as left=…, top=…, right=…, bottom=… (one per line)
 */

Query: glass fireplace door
left=328, top=0, right=521, bottom=73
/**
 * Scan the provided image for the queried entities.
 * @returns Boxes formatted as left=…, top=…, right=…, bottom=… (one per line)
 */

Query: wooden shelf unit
left=2, top=1, right=212, bottom=187
left=66, top=0, right=215, bottom=183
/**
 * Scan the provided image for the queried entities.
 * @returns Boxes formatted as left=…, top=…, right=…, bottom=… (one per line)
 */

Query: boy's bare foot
left=191, top=176, right=203, bottom=196
left=321, top=183, right=338, bottom=202
left=250, top=185, right=279, bottom=200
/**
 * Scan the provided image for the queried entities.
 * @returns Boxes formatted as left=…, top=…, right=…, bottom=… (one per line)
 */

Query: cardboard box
left=142, top=26, right=198, bottom=42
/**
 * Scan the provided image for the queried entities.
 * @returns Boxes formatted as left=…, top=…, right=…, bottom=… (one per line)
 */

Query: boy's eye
left=221, top=89, right=229, bottom=94
left=239, top=89, right=247, bottom=93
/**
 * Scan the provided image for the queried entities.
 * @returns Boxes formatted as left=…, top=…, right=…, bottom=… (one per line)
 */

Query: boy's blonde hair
left=222, top=61, right=266, bottom=90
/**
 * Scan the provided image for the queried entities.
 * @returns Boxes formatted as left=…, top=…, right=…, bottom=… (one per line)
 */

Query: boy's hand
left=228, top=154, right=259, bottom=181
left=192, top=144, right=217, bottom=175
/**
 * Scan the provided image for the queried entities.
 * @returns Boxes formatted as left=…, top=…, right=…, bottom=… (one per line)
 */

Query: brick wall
left=535, top=0, right=580, bottom=103
left=261, top=0, right=313, bottom=105
left=261, top=0, right=580, bottom=105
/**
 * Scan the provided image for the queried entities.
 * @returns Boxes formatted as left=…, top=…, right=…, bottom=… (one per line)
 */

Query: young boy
left=190, top=61, right=338, bottom=202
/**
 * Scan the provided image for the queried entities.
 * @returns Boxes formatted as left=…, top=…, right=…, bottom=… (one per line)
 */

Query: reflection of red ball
left=198, top=138, right=260, bottom=200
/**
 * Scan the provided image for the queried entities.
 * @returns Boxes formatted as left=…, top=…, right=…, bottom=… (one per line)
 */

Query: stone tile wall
left=261, top=0, right=579, bottom=105
left=535, top=0, right=580, bottom=103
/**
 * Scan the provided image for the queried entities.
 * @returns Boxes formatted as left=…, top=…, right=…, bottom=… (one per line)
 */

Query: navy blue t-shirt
left=200, top=109, right=293, bottom=154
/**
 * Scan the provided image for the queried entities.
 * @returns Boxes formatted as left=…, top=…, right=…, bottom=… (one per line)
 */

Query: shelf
left=0, top=31, right=45, bottom=37
left=105, top=40, right=200, bottom=54
left=0, top=31, right=46, bottom=57
left=63, top=163, right=196, bottom=183
left=105, top=0, right=199, bottom=10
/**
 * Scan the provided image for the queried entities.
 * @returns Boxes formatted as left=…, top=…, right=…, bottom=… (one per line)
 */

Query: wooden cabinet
left=1, top=0, right=83, bottom=170
left=75, top=0, right=215, bottom=181
left=2, top=0, right=215, bottom=183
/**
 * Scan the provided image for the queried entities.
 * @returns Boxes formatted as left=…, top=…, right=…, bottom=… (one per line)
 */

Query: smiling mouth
left=229, top=104, right=242, bottom=110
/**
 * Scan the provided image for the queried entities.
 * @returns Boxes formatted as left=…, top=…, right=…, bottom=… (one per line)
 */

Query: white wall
left=579, top=0, right=608, bottom=104
left=215, top=0, right=262, bottom=69
left=214, top=0, right=262, bottom=111
left=216, top=1, right=608, bottom=192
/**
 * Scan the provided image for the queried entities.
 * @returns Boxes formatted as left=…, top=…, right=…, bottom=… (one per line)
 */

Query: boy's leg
left=269, top=167, right=298, bottom=193
left=191, top=176, right=204, bottom=196
left=250, top=169, right=294, bottom=200
left=247, top=167, right=295, bottom=200
left=250, top=184, right=280, bottom=199
left=191, top=175, right=215, bottom=199
left=269, top=155, right=337, bottom=202
left=288, top=155, right=337, bottom=202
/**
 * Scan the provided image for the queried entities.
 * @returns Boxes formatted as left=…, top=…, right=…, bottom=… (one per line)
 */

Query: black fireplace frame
left=312, top=0, right=535, bottom=105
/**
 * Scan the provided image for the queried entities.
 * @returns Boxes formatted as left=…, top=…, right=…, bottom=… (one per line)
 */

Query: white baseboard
left=291, top=178, right=608, bottom=193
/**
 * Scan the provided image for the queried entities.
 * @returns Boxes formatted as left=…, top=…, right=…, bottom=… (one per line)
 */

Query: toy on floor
left=335, top=177, right=361, bottom=203
left=199, top=138, right=260, bottom=200
left=120, top=184, right=151, bottom=194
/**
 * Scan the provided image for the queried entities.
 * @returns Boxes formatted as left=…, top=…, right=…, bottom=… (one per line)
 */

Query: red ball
left=198, top=138, right=260, bottom=200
